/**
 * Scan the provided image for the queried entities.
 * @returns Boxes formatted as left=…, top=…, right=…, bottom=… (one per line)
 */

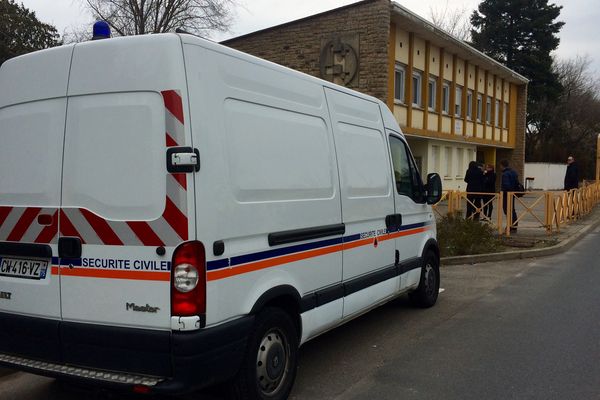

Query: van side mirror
left=426, top=173, right=442, bottom=205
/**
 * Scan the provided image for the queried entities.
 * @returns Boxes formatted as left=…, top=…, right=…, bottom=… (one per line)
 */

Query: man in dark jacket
left=464, top=161, right=484, bottom=220
left=564, top=156, right=579, bottom=191
left=500, top=159, right=518, bottom=231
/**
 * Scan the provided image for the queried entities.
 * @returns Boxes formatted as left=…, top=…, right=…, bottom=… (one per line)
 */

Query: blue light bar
left=92, top=21, right=111, bottom=40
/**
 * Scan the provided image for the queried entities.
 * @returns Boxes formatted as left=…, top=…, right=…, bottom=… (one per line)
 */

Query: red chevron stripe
left=0, top=207, right=13, bottom=228
left=80, top=209, right=124, bottom=246
left=126, top=221, right=164, bottom=246
left=163, top=197, right=188, bottom=240
left=7, top=207, right=41, bottom=242
left=162, top=90, right=184, bottom=124
left=34, top=210, right=59, bottom=243
left=171, top=173, right=187, bottom=190
left=166, top=132, right=178, bottom=147
left=59, top=210, right=86, bottom=243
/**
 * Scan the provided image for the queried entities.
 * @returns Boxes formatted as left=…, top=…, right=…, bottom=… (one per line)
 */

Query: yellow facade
left=389, top=24, right=519, bottom=189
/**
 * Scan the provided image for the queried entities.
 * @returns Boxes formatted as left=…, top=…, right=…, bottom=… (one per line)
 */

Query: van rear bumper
left=0, top=312, right=254, bottom=394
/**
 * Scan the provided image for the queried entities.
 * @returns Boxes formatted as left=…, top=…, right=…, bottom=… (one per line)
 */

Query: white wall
left=524, top=163, right=567, bottom=190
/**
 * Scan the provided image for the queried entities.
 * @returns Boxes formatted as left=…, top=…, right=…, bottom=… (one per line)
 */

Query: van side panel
left=183, top=43, right=344, bottom=327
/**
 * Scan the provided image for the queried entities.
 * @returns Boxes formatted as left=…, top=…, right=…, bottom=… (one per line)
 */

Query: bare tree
left=82, top=0, right=236, bottom=37
left=527, top=55, right=600, bottom=177
left=429, top=1, right=472, bottom=42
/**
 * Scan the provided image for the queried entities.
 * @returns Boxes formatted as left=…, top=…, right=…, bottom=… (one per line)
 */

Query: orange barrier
left=432, top=182, right=600, bottom=236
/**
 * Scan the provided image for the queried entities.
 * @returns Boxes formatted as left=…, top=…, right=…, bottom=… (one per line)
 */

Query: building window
left=466, top=90, right=473, bottom=120
left=455, top=86, right=463, bottom=117
left=394, top=64, right=405, bottom=103
left=503, top=102, right=509, bottom=128
left=486, top=96, right=492, bottom=124
left=445, top=146, right=452, bottom=178
left=428, top=77, right=437, bottom=111
left=442, top=82, right=450, bottom=114
left=495, top=99, right=500, bottom=126
left=412, top=71, right=422, bottom=107
left=456, top=148, right=464, bottom=177
left=432, top=145, right=440, bottom=173
left=477, top=94, right=483, bottom=122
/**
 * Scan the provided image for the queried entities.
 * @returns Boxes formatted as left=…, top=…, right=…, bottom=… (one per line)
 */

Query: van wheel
left=230, top=307, right=298, bottom=400
left=409, top=250, right=440, bottom=308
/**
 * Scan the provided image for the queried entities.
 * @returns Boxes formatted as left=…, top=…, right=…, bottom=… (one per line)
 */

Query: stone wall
left=222, top=0, right=392, bottom=102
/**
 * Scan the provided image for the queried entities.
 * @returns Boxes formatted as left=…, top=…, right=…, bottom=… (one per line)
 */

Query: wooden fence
left=431, top=182, right=600, bottom=236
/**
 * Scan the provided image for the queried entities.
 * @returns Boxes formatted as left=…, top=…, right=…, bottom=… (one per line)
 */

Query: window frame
left=388, top=134, right=425, bottom=203
left=444, top=146, right=452, bottom=178
left=455, top=86, right=463, bottom=117
left=442, top=82, right=450, bottom=114
left=495, top=99, right=500, bottom=126
left=476, top=94, right=483, bottom=122
left=428, top=76, right=437, bottom=111
left=412, top=70, right=423, bottom=108
left=466, top=90, right=473, bottom=120
left=486, top=96, right=492, bottom=124
left=394, top=63, right=406, bottom=104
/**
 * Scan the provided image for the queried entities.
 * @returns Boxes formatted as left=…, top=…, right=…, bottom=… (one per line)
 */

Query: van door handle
left=385, top=214, right=402, bottom=232
left=58, top=237, right=82, bottom=259
left=166, top=147, right=200, bottom=173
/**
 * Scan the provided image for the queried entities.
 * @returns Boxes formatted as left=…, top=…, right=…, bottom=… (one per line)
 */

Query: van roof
left=1, top=33, right=403, bottom=135
left=179, top=34, right=398, bottom=119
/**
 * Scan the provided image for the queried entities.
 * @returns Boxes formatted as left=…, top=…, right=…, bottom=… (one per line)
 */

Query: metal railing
left=432, top=182, right=600, bottom=236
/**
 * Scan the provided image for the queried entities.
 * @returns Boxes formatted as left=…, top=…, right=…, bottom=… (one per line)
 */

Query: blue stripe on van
left=205, top=221, right=432, bottom=272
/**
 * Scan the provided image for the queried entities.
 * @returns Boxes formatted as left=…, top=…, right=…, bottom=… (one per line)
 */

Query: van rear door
left=58, top=35, right=193, bottom=333
left=0, top=46, right=74, bottom=321
left=0, top=46, right=74, bottom=363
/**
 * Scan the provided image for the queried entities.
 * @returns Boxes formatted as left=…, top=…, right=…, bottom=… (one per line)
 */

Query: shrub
left=437, top=212, right=501, bottom=257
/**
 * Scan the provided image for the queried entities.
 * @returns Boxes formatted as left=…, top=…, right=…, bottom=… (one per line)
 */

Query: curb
left=442, top=212, right=600, bottom=266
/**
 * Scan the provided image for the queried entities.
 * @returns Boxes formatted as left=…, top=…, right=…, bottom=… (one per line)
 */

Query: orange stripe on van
left=207, top=243, right=344, bottom=281
left=58, top=267, right=170, bottom=281
left=384, top=227, right=429, bottom=241
left=206, top=225, right=431, bottom=281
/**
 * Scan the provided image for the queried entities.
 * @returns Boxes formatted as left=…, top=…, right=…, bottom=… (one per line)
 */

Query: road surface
left=1, top=226, right=599, bottom=400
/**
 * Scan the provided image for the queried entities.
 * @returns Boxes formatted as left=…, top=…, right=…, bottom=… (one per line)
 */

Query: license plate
left=0, top=257, right=49, bottom=280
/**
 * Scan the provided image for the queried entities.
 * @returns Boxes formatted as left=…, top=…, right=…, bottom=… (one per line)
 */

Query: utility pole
left=597, top=134, right=600, bottom=182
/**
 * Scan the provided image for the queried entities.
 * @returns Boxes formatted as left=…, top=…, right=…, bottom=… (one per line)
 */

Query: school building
left=223, top=0, right=528, bottom=190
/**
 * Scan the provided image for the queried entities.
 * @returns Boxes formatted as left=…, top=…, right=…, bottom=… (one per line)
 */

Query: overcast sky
left=18, top=0, right=600, bottom=73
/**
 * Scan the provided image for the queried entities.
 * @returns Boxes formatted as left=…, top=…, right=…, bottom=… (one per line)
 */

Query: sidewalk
left=442, top=203, right=600, bottom=265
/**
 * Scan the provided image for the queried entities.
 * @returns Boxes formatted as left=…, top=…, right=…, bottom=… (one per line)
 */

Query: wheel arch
left=250, top=285, right=302, bottom=339
left=421, top=238, right=440, bottom=262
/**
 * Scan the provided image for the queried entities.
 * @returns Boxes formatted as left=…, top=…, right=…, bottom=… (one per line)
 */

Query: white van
left=0, top=33, right=442, bottom=399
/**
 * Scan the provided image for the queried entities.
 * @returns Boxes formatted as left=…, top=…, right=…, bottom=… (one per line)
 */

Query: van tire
left=229, top=307, right=299, bottom=400
left=409, top=250, right=440, bottom=308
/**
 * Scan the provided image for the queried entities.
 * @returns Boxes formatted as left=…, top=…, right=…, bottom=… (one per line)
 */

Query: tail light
left=171, top=241, right=206, bottom=316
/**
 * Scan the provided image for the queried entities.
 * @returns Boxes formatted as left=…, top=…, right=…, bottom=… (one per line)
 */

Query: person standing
left=500, top=159, right=519, bottom=231
left=482, top=164, right=497, bottom=219
left=564, top=156, right=579, bottom=191
left=464, top=161, right=484, bottom=220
